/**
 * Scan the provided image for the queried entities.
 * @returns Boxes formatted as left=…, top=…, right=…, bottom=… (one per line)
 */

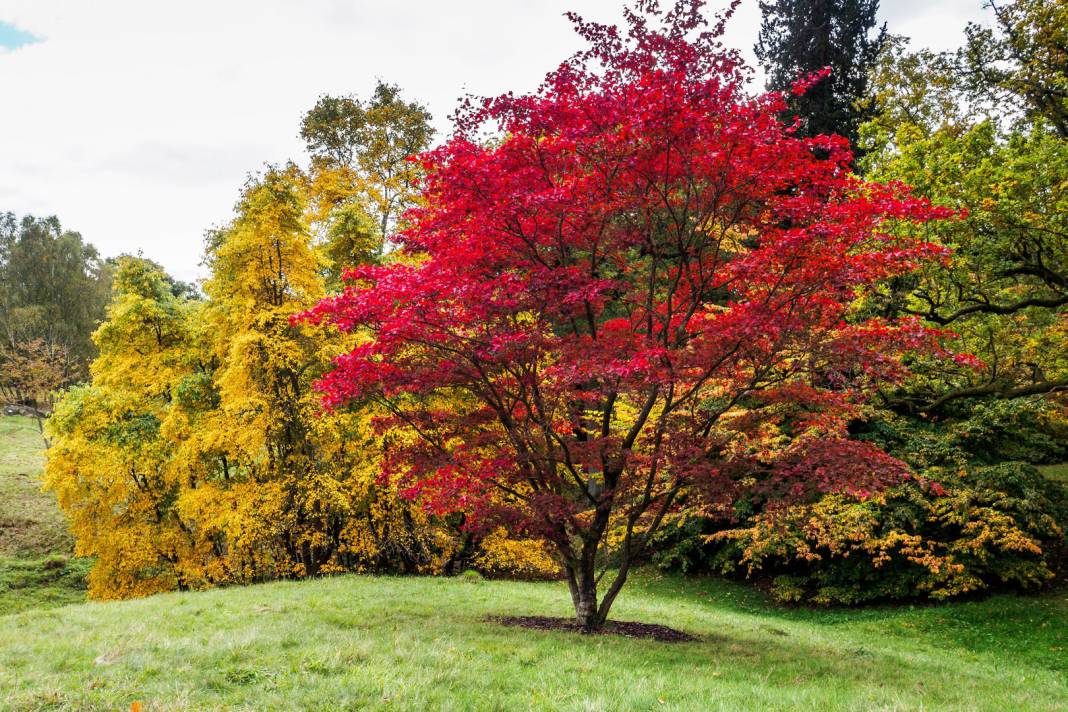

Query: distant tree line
left=0, top=214, right=112, bottom=432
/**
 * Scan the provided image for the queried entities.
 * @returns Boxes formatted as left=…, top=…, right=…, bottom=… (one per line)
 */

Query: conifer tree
left=755, top=0, right=887, bottom=148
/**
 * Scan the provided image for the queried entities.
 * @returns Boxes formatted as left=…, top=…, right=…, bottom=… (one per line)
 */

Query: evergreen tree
left=755, top=0, right=887, bottom=148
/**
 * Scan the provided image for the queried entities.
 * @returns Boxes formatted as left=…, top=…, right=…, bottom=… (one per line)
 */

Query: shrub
left=705, top=462, right=1067, bottom=604
left=473, top=529, right=561, bottom=581
left=859, top=399, right=1068, bottom=469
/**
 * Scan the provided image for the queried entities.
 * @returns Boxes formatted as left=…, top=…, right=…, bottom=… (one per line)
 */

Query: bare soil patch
left=490, top=615, right=698, bottom=642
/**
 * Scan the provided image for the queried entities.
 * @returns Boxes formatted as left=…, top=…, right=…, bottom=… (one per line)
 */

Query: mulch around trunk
left=489, top=615, right=698, bottom=643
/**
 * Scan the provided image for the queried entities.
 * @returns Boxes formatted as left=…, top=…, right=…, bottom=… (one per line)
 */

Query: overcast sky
left=0, top=0, right=990, bottom=282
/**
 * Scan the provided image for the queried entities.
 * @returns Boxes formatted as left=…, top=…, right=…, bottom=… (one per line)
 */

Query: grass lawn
left=1, top=571, right=1065, bottom=711
left=1039, top=462, right=1068, bottom=485
left=0, top=416, right=70, bottom=558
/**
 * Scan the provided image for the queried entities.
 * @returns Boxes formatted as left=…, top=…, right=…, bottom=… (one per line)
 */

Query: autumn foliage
left=44, top=169, right=556, bottom=599
left=713, top=461, right=1068, bottom=604
left=301, top=1, right=957, bottom=628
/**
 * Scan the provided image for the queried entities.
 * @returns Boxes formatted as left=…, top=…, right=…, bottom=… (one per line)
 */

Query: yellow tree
left=192, top=164, right=453, bottom=577
left=44, top=257, right=202, bottom=598
left=191, top=165, right=341, bottom=577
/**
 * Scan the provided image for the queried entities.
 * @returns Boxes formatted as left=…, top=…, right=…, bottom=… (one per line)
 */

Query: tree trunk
left=444, top=518, right=476, bottom=576
left=563, top=540, right=641, bottom=631
left=570, top=578, right=599, bottom=630
left=32, top=408, right=50, bottom=448
left=565, top=557, right=602, bottom=631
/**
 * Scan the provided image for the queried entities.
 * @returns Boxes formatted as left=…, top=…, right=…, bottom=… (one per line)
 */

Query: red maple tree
left=301, top=0, right=957, bottom=629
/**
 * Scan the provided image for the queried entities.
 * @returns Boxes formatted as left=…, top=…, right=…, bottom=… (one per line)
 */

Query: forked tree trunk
left=564, top=552, right=633, bottom=631
left=559, top=464, right=671, bottom=630
left=565, top=561, right=601, bottom=630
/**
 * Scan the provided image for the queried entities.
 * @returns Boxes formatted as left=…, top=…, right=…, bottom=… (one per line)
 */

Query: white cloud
left=882, top=0, right=991, bottom=51
left=0, top=0, right=989, bottom=282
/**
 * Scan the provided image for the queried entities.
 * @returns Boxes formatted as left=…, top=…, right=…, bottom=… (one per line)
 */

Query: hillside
left=1, top=571, right=1066, bottom=710
left=0, top=416, right=88, bottom=614
left=0, top=416, right=66, bottom=557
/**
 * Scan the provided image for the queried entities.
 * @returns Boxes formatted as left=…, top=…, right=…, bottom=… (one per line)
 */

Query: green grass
left=0, top=556, right=91, bottom=616
left=0, top=572, right=1065, bottom=711
left=1039, top=462, right=1068, bottom=485
left=0, top=416, right=88, bottom=614
left=0, top=416, right=71, bottom=558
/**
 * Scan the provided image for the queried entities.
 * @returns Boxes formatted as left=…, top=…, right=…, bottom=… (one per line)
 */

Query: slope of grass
left=0, top=555, right=91, bottom=615
left=1, top=412, right=1065, bottom=709
left=1039, top=462, right=1068, bottom=485
left=1, top=572, right=1065, bottom=711
left=0, top=416, right=88, bottom=614
left=0, top=416, right=70, bottom=558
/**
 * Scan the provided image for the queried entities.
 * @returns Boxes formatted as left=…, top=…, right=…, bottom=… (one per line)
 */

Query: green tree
left=960, top=0, right=1068, bottom=137
left=755, top=0, right=887, bottom=148
left=0, top=213, right=112, bottom=381
left=859, top=1, right=1067, bottom=414
left=301, top=81, right=435, bottom=259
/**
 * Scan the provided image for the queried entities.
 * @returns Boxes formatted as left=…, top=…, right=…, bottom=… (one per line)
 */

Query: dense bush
left=472, top=529, right=560, bottom=581
left=658, top=461, right=1067, bottom=605
left=859, top=399, right=1068, bottom=469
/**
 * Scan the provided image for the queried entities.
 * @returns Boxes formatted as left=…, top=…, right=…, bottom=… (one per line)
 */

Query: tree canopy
left=302, top=0, right=956, bottom=630
left=859, top=0, right=1068, bottom=414
left=35, top=0, right=1068, bottom=621
left=301, top=82, right=435, bottom=251
left=0, top=213, right=111, bottom=377
left=0, top=213, right=112, bottom=425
